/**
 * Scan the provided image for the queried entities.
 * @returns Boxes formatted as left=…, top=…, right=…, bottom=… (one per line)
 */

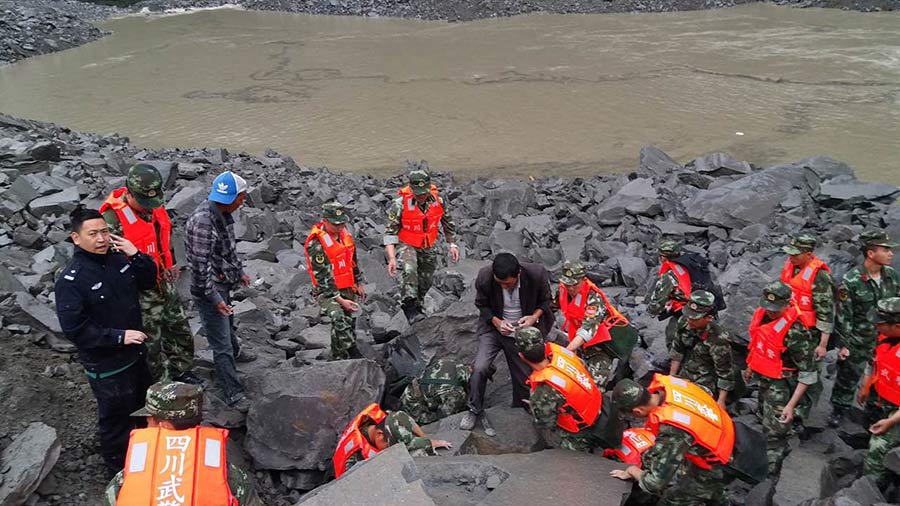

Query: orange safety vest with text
left=658, top=261, right=692, bottom=313
left=645, top=374, right=734, bottom=470
left=333, top=403, right=388, bottom=478
left=746, top=305, right=802, bottom=379
left=602, top=427, right=656, bottom=467
left=304, top=222, right=357, bottom=291
left=527, top=343, right=602, bottom=433
left=117, top=426, right=237, bottom=506
left=780, top=257, right=830, bottom=328
left=99, top=188, right=174, bottom=278
left=397, top=185, right=444, bottom=249
left=559, top=279, right=629, bottom=349
left=872, top=335, right=900, bottom=407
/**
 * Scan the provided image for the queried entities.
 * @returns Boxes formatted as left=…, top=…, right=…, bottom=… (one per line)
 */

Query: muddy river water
left=0, top=4, right=898, bottom=182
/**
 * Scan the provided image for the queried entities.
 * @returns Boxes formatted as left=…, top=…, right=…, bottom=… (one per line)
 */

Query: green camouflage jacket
left=836, top=265, right=900, bottom=350
left=647, top=271, right=687, bottom=316
left=306, top=236, right=363, bottom=299
left=399, top=358, right=470, bottom=424
left=670, top=318, right=734, bottom=394
left=638, top=424, right=712, bottom=495
left=344, top=410, right=435, bottom=471
left=383, top=192, right=457, bottom=247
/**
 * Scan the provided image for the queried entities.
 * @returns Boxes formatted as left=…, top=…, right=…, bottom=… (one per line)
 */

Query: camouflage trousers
left=140, top=277, right=194, bottom=381
left=831, top=341, right=873, bottom=412
left=582, top=347, right=615, bottom=391
left=757, top=376, right=801, bottom=476
left=396, top=243, right=439, bottom=307
left=399, top=380, right=468, bottom=425
left=658, top=463, right=726, bottom=506
left=664, top=316, right=679, bottom=352
left=319, top=290, right=358, bottom=360
left=863, top=405, right=900, bottom=488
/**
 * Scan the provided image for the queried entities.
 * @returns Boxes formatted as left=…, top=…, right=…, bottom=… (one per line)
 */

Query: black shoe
left=174, top=371, right=208, bottom=388
left=828, top=409, right=844, bottom=428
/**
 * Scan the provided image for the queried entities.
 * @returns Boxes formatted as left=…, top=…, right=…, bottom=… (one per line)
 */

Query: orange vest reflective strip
left=527, top=343, right=602, bottom=433
left=333, top=403, right=387, bottom=478
left=117, top=426, right=237, bottom=506
left=99, top=188, right=174, bottom=279
left=602, top=427, right=656, bottom=467
left=397, top=185, right=444, bottom=249
left=559, top=280, right=629, bottom=349
left=780, top=257, right=830, bottom=328
left=873, top=335, right=900, bottom=407
left=304, top=222, right=357, bottom=291
left=746, top=305, right=802, bottom=379
left=658, top=261, right=692, bottom=313
left=646, top=374, right=734, bottom=470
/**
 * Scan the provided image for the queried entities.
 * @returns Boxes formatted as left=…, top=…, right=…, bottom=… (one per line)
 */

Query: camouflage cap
left=782, top=233, right=817, bottom=256
left=874, top=297, right=900, bottom=325
left=657, top=239, right=683, bottom=257
left=860, top=230, right=899, bottom=249
left=513, top=326, right=544, bottom=354
left=611, top=378, right=648, bottom=413
left=559, top=260, right=587, bottom=286
left=126, top=164, right=165, bottom=210
left=683, top=290, right=716, bottom=320
left=322, top=201, right=350, bottom=225
left=408, top=170, right=432, bottom=196
left=758, top=280, right=793, bottom=312
left=130, top=382, right=202, bottom=421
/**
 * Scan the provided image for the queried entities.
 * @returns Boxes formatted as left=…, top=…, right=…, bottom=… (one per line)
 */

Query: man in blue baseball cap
left=185, top=171, right=257, bottom=412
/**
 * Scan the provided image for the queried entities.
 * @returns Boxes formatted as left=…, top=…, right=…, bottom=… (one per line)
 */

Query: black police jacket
left=54, top=247, right=158, bottom=374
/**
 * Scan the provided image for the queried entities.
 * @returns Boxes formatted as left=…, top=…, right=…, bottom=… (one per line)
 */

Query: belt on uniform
left=84, top=360, right=137, bottom=380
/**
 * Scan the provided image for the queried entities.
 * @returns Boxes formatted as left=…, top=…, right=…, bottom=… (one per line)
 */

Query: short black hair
left=520, top=344, right=546, bottom=364
left=168, top=416, right=202, bottom=430
left=69, top=206, right=104, bottom=233
left=492, top=253, right=520, bottom=280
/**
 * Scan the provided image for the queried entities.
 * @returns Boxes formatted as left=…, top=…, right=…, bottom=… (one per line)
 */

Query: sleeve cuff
left=383, top=235, right=399, bottom=245
left=799, top=371, right=818, bottom=385
left=816, top=321, right=833, bottom=333
left=669, top=351, right=684, bottom=362
left=576, top=328, right=592, bottom=341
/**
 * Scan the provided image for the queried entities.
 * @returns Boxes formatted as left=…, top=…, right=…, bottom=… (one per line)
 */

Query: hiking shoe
left=235, top=348, right=258, bottom=363
left=174, top=370, right=208, bottom=388
left=481, top=415, right=497, bottom=437
left=228, top=394, right=251, bottom=413
left=460, top=411, right=477, bottom=431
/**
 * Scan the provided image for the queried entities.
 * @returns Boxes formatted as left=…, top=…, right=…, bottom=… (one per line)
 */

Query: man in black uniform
left=54, top=207, right=158, bottom=471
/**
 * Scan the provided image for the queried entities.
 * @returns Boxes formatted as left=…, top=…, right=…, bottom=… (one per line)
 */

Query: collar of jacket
left=74, top=246, right=112, bottom=265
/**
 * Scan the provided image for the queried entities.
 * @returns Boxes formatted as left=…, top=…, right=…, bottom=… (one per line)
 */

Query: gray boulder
left=817, top=181, right=899, bottom=208
left=27, top=186, right=81, bottom=216
left=639, top=146, right=682, bottom=176
left=833, top=476, right=885, bottom=506
left=773, top=446, right=829, bottom=506
left=596, top=178, right=660, bottom=224
left=688, top=152, right=752, bottom=177
left=883, top=447, right=900, bottom=475
left=0, top=422, right=61, bottom=506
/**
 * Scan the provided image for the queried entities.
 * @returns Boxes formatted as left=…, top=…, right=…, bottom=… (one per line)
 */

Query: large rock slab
left=0, top=422, right=61, bottom=506
left=244, top=359, right=386, bottom=471
left=817, top=181, right=899, bottom=208
left=596, top=177, right=660, bottom=224
left=774, top=445, right=829, bottom=506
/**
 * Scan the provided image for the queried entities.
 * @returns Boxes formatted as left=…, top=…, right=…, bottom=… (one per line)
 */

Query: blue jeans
left=195, top=282, right=243, bottom=401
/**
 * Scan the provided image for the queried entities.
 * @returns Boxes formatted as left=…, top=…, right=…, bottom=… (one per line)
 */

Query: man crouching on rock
left=514, top=326, right=623, bottom=453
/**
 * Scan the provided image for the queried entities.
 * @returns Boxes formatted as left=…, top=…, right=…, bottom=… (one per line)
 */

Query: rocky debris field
left=1, top=111, right=899, bottom=506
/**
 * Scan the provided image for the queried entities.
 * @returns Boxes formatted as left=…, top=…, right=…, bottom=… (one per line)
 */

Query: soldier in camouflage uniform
left=343, top=410, right=451, bottom=472
left=859, top=298, right=900, bottom=489
left=830, top=230, right=899, bottom=427
left=514, top=326, right=623, bottom=453
left=610, top=378, right=730, bottom=506
left=304, top=202, right=365, bottom=360
left=399, top=357, right=472, bottom=425
left=100, top=164, right=200, bottom=384
left=384, top=170, right=459, bottom=323
left=743, top=281, right=817, bottom=477
left=102, top=382, right=263, bottom=505
left=647, top=240, right=691, bottom=351
left=668, top=290, right=734, bottom=408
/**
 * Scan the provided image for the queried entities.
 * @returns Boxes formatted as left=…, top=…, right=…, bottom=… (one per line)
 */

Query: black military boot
left=828, top=407, right=844, bottom=428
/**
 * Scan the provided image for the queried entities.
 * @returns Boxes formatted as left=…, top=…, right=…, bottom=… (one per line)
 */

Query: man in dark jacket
left=461, top=253, right=553, bottom=435
left=54, top=207, right=158, bottom=471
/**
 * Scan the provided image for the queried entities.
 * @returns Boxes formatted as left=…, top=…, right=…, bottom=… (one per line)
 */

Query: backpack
left=672, top=252, right=727, bottom=312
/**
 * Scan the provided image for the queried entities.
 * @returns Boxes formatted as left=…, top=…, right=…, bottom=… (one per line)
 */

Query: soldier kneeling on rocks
left=399, top=357, right=472, bottom=425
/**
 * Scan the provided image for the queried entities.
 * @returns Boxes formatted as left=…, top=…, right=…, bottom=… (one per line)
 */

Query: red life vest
left=304, top=222, right=357, bottom=291
left=658, top=261, right=692, bottom=313
left=117, top=426, right=237, bottom=506
left=559, top=279, right=629, bottom=349
left=602, top=427, right=656, bottom=467
left=397, top=185, right=444, bottom=249
left=780, top=257, right=830, bottom=328
left=333, top=404, right=387, bottom=478
left=99, top=188, right=173, bottom=279
left=746, top=305, right=802, bottom=379
left=873, top=335, right=900, bottom=407
left=527, top=343, right=602, bottom=433
left=646, top=374, right=735, bottom=470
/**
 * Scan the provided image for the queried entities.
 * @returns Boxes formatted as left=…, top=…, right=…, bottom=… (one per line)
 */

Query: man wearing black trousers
left=461, top=253, right=553, bottom=435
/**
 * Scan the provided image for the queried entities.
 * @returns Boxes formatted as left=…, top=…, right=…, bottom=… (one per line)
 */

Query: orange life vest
left=559, top=279, right=629, bottom=349
left=117, top=426, right=237, bottom=506
left=397, top=185, right=444, bottom=249
left=304, top=222, right=357, bottom=291
left=780, top=257, right=830, bottom=328
left=527, top=343, right=602, bottom=433
left=872, top=335, right=900, bottom=407
left=645, top=374, right=735, bottom=470
left=333, top=403, right=388, bottom=478
left=658, top=261, right=692, bottom=313
left=602, top=427, right=656, bottom=467
left=746, top=305, right=802, bottom=379
left=99, top=188, right=173, bottom=279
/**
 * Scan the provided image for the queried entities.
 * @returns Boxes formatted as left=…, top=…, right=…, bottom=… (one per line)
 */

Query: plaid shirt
left=185, top=200, right=244, bottom=305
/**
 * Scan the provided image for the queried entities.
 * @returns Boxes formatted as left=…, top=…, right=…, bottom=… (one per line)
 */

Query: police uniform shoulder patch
left=62, top=264, right=81, bottom=281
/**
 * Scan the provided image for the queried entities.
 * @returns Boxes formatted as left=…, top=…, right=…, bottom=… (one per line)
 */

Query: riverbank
left=1, top=0, right=897, bottom=65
